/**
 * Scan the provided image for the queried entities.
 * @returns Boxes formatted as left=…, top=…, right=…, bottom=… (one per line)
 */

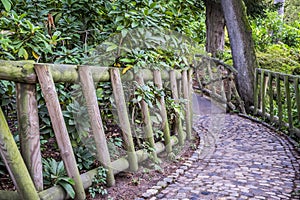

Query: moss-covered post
left=188, top=68, right=194, bottom=126
left=276, top=73, right=283, bottom=127
left=182, top=70, right=192, bottom=140
left=294, top=77, right=300, bottom=123
left=267, top=72, right=274, bottom=122
left=284, top=76, right=293, bottom=130
left=16, top=83, right=43, bottom=191
left=110, top=68, right=138, bottom=171
left=135, top=71, right=158, bottom=161
left=170, top=70, right=184, bottom=146
left=35, top=64, right=86, bottom=200
left=153, top=70, right=172, bottom=154
left=0, top=107, right=40, bottom=200
left=260, top=70, right=266, bottom=118
left=78, top=66, right=115, bottom=186
left=253, top=69, right=259, bottom=115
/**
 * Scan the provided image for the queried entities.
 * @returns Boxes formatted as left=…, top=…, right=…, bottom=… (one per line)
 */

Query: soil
left=87, top=135, right=198, bottom=200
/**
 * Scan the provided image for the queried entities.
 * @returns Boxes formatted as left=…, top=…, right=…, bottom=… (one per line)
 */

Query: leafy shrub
left=251, top=11, right=300, bottom=51
left=88, top=166, right=108, bottom=198
left=256, top=44, right=300, bottom=73
left=42, top=158, right=75, bottom=199
left=74, top=146, right=95, bottom=171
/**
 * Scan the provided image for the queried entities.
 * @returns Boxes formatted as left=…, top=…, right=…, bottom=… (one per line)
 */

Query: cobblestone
left=139, top=97, right=300, bottom=199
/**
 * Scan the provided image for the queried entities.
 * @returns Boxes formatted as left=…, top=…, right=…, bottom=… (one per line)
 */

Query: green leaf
left=1, top=0, right=11, bottom=11
left=59, top=181, right=75, bottom=199
left=18, top=47, right=29, bottom=60
left=57, top=177, right=75, bottom=185
left=131, top=21, right=139, bottom=28
left=119, top=58, right=135, bottom=63
left=116, top=25, right=124, bottom=31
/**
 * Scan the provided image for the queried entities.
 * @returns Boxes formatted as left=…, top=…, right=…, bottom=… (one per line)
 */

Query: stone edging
left=136, top=118, right=207, bottom=200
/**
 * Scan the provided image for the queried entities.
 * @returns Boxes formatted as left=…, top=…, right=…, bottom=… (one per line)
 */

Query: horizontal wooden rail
left=0, top=60, right=182, bottom=83
left=252, top=68, right=300, bottom=138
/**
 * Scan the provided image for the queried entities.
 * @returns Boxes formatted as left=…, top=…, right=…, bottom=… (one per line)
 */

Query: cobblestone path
left=140, top=96, right=300, bottom=200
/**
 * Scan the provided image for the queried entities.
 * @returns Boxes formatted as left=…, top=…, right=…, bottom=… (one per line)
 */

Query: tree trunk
left=221, top=0, right=257, bottom=111
left=274, top=0, right=285, bottom=17
left=205, top=0, right=225, bottom=57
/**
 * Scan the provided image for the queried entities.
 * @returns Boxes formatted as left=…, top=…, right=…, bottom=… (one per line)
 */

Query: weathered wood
left=0, top=108, right=40, bottom=200
left=0, top=60, right=37, bottom=83
left=284, top=76, right=293, bottom=130
left=182, top=70, right=192, bottom=140
left=195, top=54, right=238, bottom=74
left=170, top=70, right=184, bottom=146
left=207, top=60, right=217, bottom=96
left=153, top=70, right=172, bottom=153
left=231, top=79, right=246, bottom=114
left=34, top=64, right=85, bottom=200
left=135, top=72, right=158, bottom=161
left=37, top=136, right=178, bottom=200
left=78, top=66, right=115, bottom=186
left=0, top=191, right=20, bottom=200
left=276, top=73, right=283, bottom=127
left=188, top=68, right=194, bottom=126
left=294, top=78, right=300, bottom=123
left=268, top=72, right=274, bottom=122
left=110, top=68, right=138, bottom=171
left=0, top=61, right=182, bottom=83
left=260, top=70, right=266, bottom=117
left=16, top=83, right=43, bottom=191
left=257, top=68, right=300, bottom=83
left=253, top=69, right=259, bottom=115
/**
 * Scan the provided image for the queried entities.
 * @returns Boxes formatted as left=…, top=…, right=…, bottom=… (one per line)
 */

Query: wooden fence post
left=284, top=76, right=293, bottom=130
left=260, top=70, right=266, bottom=118
left=253, top=69, right=259, bottom=115
left=78, top=66, right=115, bottom=186
left=0, top=107, right=40, bottom=200
left=182, top=70, right=192, bottom=140
left=35, top=64, right=86, bottom=200
left=170, top=70, right=184, bottom=146
left=153, top=70, right=172, bottom=154
left=135, top=71, right=158, bottom=161
left=188, top=68, right=193, bottom=126
left=16, top=83, right=43, bottom=191
left=110, top=68, right=139, bottom=171
left=267, top=72, right=274, bottom=122
left=294, top=77, right=300, bottom=123
left=276, top=73, right=283, bottom=127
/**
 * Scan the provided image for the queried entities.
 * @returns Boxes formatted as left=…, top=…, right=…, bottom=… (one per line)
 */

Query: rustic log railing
left=252, top=68, right=300, bottom=139
left=193, top=55, right=245, bottom=113
left=0, top=60, right=193, bottom=200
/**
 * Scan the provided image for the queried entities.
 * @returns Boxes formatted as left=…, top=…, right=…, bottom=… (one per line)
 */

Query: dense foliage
left=0, top=0, right=205, bottom=64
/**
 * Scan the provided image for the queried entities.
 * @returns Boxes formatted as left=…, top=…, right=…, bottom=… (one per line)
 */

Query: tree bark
left=205, top=0, right=225, bottom=57
left=221, top=0, right=257, bottom=110
left=274, top=0, right=285, bottom=17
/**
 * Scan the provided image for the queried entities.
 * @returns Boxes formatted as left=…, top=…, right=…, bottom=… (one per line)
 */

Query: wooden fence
left=252, top=68, right=300, bottom=139
left=193, top=55, right=245, bottom=113
left=0, top=60, right=193, bottom=200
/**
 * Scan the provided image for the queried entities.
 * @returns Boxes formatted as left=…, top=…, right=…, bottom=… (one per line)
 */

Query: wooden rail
left=252, top=68, right=300, bottom=138
left=0, top=60, right=193, bottom=200
left=193, top=55, right=245, bottom=113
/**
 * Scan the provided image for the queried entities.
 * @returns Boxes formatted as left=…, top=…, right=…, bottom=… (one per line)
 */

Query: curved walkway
left=140, top=96, right=300, bottom=200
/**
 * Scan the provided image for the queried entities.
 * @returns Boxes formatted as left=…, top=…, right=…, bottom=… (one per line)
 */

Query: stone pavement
left=139, top=96, right=300, bottom=200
